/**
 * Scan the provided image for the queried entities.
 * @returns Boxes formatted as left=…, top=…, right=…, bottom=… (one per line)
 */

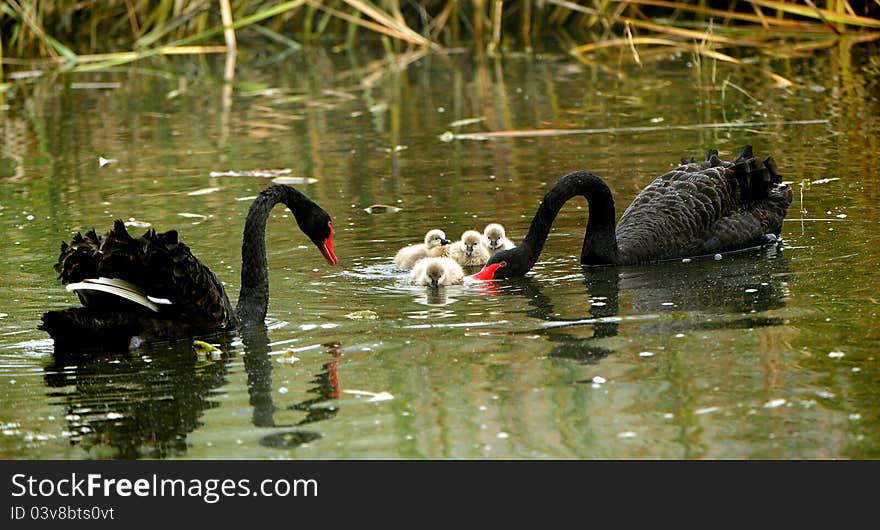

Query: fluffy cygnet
left=448, top=230, right=490, bottom=267
left=482, top=223, right=515, bottom=255
left=409, top=257, right=464, bottom=287
left=393, top=229, right=451, bottom=269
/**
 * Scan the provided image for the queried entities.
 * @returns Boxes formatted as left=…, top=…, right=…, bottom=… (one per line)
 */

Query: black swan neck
left=236, top=186, right=309, bottom=327
left=518, top=171, right=618, bottom=269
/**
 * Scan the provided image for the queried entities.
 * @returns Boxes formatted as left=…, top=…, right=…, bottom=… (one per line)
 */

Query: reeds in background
left=0, top=1, right=879, bottom=78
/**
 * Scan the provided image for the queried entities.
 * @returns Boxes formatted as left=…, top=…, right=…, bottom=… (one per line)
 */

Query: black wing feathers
left=616, top=145, right=792, bottom=263
left=51, top=220, right=235, bottom=330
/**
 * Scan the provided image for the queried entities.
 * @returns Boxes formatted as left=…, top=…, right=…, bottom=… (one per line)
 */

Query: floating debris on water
left=106, top=412, right=124, bottom=420
left=9, top=70, right=43, bottom=80
left=193, top=340, right=222, bottom=355
left=714, top=253, right=722, bottom=260
left=178, top=212, right=208, bottom=219
left=764, top=398, right=787, bottom=408
left=639, top=351, right=654, bottom=357
left=187, top=187, right=220, bottom=196
left=274, top=350, right=301, bottom=364
left=828, top=351, right=845, bottom=359
left=364, top=204, right=402, bottom=215
left=617, top=431, right=637, bottom=439
left=345, top=310, right=379, bottom=320
left=810, top=177, right=840, bottom=185
left=271, top=176, right=319, bottom=185
left=72, top=82, right=121, bottom=90
left=695, top=406, right=720, bottom=415
left=278, top=386, right=289, bottom=395
left=592, top=376, right=606, bottom=384
left=449, top=117, right=486, bottom=127
left=123, top=218, right=151, bottom=228
left=209, top=168, right=292, bottom=178
left=379, top=145, right=408, bottom=153
left=344, top=389, right=394, bottom=402
left=98, top=156, right=117, bottom=167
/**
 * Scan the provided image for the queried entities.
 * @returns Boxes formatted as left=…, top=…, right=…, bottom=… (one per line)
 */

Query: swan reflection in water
left=43, top=328, right=342, bottom=458
left=484, top=244, right=794, bottom=364
left=240, top=327, right=342, bottom=449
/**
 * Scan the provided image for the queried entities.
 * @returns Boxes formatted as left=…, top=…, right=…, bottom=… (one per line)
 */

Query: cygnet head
left=460, top=230, right=482, bottom=257
left=482, top=223, right=507, bottom=251
left=424, top=229, right=451, bottom=250
left=424, top=260, right=448, bottom=288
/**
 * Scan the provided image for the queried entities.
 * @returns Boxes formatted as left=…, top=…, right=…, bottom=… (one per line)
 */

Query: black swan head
left=468, top=146, right=791, bottom=281
left=289, top=198, right=338, bottom=266
left=469, top=250, right=523, bottom=280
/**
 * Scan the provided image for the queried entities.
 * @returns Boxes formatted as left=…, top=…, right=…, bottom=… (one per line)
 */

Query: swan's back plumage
left=56, top=220, right=234, bottom=327
left=42, top=220, right=235, bottom=348
left=615, top=146, right=792, bottom=264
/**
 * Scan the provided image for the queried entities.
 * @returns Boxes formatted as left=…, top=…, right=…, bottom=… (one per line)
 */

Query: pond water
left=1, top=42, right=878, bottom=459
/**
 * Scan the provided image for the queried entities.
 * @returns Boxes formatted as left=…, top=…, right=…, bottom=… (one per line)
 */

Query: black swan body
left=469, top=146, right=792, bottom=280
left=40, top=184, right=338, bottom=351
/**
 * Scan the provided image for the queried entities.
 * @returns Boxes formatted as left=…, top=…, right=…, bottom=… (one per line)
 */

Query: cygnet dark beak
left=440, top=238, right=451, bottom=245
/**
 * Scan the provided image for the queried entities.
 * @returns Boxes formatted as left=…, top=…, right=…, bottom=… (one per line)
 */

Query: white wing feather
left=65, top=277, right=168, bottom=313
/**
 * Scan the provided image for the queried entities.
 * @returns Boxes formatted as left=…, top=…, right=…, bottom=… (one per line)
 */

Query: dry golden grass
left=1, top=1, right=877, bottom=83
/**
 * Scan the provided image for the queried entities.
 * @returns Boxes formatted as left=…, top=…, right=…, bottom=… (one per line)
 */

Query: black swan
left=469, top=146, right=792, bottom=280
left=40, top=184, right=338, bottom=350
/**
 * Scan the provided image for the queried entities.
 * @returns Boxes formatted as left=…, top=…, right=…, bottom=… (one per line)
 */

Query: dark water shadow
left=42, top=327, right=344, bottom=458
left=500, top=267, right=619, bottom=364
left=43, top=335, right=237, bottom=459
left=505, top=245, right=794, bottom=364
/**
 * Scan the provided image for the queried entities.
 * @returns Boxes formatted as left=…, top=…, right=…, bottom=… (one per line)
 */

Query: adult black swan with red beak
left=469, top=146, right=792, bottom=281
left=40, top=184, right=339, bottom=351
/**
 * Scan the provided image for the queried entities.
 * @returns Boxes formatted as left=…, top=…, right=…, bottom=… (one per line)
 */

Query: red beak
left=320, top=223, right=339, bottom=265
left=467, top=262, right=502, bottom=281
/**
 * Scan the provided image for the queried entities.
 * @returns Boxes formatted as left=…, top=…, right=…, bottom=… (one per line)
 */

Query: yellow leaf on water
left=275, top=350, right=301, bottom=364
left=193, top=340, right=221, bottom=355
left=345, top=310, right=379, bottom=320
